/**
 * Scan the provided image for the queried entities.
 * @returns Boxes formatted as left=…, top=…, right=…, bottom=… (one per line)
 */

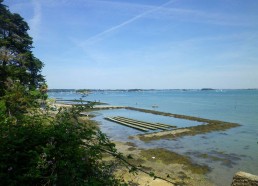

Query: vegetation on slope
left=0, top=1, right=125, bottom=185
left=0, top=2, right=175, bottom=185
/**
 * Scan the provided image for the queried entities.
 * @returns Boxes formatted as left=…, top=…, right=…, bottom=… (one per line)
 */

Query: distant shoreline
left=48, top=88, right=258, bottom=93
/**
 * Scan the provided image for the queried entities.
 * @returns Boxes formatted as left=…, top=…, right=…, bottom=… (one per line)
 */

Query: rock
left=231, top=171, right=258, bottom=186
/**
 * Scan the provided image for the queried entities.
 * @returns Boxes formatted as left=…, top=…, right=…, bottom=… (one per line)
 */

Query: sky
left=4, top=0, right=258, bottom=89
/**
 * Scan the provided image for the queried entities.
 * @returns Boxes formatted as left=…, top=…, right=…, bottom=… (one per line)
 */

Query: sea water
left=48, top=89, right=258, bottom=186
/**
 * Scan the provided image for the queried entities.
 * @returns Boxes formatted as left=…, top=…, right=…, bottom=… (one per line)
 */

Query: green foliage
left=0, top=105, right=128, bottom=185
left=0, top=2, right=127, bottom=185
left=0, top=2, right=172, bottom=185
left=76, top=89, right=91, bottom=95
left=0, top=1, right=44, bottom=97
left=2, top=81, right=38, bottom=116
left=0, top=99, right=6, bottom=113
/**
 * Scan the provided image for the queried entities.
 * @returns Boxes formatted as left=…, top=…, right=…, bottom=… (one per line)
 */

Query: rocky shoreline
left=53, top=102, right=255, bottom=186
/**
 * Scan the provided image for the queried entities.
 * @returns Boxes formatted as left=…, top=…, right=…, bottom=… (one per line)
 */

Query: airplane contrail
left=83, top=0, right=177, bottom=44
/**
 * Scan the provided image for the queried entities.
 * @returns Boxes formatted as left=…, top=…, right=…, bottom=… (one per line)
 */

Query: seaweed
left=124, top=107, right=240, bottom=141
left=187, top=150, right=244, bottom=168
left=140, top=148, right=210, bottom=174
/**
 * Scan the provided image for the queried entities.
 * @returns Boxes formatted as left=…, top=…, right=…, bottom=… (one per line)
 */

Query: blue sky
left=4, top=0, right=258, bottom=89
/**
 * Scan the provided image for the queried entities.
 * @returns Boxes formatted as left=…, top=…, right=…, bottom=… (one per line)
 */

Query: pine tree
left=0, top=0, right=44, bottom=97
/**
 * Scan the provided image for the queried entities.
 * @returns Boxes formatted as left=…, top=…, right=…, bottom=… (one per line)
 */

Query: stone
left=231, top=171, right=258, bottom=186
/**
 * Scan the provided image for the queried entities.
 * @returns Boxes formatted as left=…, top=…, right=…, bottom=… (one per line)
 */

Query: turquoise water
left=48, top=89, right=258, bottom=186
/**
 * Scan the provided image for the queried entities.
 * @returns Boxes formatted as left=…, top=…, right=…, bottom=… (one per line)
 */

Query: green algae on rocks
left=125, top=107, right=240, bottom=141
left=137, top=121, right=239, bottom=142
left=140, top=148, right=210, bottom=175
left=81, top=105, right=240, bottom=141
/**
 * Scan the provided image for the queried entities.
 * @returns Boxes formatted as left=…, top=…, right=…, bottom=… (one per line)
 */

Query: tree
left=0, top=2, right=125, bottom=184
left=0, top=2, right=127, bottom=185
left=0, top=105, right=129, bottom=185
left=0, top=0, right=44, bottom=97
left=0, top=2, right=173, bottom=185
